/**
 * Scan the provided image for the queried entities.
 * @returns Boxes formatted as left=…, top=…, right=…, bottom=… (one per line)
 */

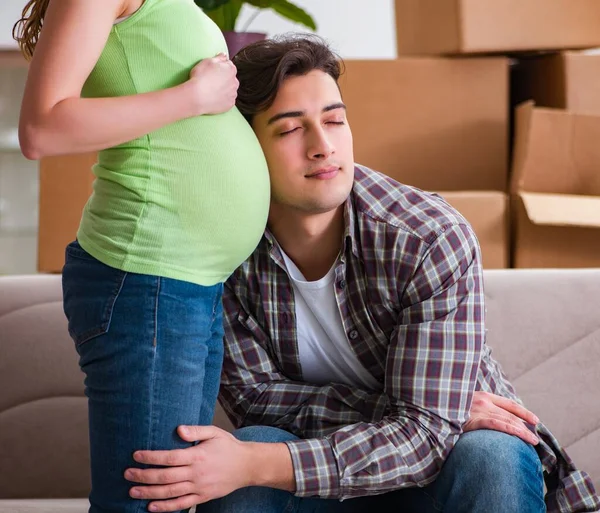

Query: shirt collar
left=342, top=185, right=360, bottom=259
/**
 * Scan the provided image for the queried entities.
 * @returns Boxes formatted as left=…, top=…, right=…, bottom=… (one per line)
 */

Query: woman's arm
left=19, top=0, right=237, bottom=159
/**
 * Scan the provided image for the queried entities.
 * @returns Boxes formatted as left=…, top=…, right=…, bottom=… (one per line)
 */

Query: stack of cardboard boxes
left=338, top=0, right=600, bottom=269
left=37, top=1, right=600, bottom=271
left=510, top=50, right=600, bottom=268
left=339, top=55, right=510, bottom=268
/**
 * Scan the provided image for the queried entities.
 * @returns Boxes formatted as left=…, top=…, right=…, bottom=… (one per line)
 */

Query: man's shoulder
left=352, top=164, right=472, bottom=244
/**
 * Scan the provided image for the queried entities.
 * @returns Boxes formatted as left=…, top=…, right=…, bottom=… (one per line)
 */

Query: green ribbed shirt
left=77, top=0, right=270, bottom=286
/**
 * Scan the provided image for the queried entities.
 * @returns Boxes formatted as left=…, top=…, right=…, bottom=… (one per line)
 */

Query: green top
left=77, top=0, right=270, bottom=286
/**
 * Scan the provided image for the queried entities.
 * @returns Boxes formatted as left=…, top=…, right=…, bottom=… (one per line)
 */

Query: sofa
left=1, top=270, right=599, bottom=512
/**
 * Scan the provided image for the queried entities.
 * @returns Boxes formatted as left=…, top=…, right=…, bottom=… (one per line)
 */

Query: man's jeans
left=202, top=426, right=546, bottom=513
left=62, top=240, right=224, bottom=513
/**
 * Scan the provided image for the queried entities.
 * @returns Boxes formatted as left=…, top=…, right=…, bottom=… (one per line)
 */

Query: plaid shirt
left=220, top=165, right=599, bottom=512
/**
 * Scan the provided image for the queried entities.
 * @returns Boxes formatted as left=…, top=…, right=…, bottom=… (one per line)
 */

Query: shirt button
left=338, top=279, right=346, bottom=289
left=349, top=330, right=359, bottom=340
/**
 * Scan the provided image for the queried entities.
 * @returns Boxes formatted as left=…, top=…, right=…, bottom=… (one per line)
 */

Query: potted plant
left=194, top=0, right=317, bottom=57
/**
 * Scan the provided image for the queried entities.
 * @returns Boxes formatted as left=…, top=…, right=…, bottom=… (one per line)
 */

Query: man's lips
left=305, top=166, right=340, bottom=179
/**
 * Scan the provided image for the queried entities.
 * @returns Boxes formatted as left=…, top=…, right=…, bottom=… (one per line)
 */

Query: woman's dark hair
left=233, top=34, right=344, bottom=124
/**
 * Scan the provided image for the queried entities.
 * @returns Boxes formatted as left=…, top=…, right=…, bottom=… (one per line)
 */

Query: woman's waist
left=80, top=180, right=269, bottom=278
left=90, top=163, right=269, bottom=216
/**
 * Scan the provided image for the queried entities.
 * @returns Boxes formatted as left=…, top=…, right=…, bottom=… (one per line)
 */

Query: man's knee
left=449, top=430, right=541, bottom=481
left=232, top=425, right=298, bottom=443
left=433, top=430, right=545, bottom=512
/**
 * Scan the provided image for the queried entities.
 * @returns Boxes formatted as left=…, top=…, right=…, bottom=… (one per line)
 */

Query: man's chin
left=271, top=183, right=352, bottom=215
left=297, top=195, right=349, bottom=215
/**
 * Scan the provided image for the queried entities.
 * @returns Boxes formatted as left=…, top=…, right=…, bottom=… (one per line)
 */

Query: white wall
left=0, top=0, right=23, bottom=49
left=0, top=0, right=397, bottom=58
left=237, top=0, right=397, bottom=59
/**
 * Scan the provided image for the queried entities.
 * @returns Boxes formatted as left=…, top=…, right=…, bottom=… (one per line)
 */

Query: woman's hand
left=188, top=53, right=239, bottom=116
left=125, top=425, right=254, bottom=512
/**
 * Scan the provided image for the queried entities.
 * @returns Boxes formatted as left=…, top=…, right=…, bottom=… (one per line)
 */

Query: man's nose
left=309, top=129, right=334, bottom=159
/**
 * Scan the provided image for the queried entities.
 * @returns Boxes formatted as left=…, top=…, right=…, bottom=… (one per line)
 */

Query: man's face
left=252, top=70, right=354, bottom=216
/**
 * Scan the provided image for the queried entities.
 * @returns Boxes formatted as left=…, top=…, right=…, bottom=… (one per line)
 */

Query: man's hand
left=124, top=391, right=539, bottom=511
left=465, top=391, right=540, bottom=445
left=124, top=425, right=253, bottom=512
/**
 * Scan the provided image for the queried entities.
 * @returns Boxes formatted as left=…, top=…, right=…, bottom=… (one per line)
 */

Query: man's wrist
left=243, top=441, right=296, bottom=492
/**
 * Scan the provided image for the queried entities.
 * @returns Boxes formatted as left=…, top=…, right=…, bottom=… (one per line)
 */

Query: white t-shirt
left=280, top=248, right=381, bottom=391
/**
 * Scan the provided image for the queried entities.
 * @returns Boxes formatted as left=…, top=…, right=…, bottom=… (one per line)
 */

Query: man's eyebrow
left=323, top=102, right=346, bottom=113
left=267, top=111, right=305, bottom=125
left=266, top=102, right=347, bottom=125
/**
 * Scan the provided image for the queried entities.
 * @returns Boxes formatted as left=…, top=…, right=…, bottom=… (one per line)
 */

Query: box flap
left=520, top=192, right=600, bottom=228
left=510, top=101, right=535, bottom=194
left=511, top=102, right=600, bottom=195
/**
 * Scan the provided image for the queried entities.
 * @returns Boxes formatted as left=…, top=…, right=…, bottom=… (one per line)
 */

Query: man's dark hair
left=233, top=34, right=344, bottom=124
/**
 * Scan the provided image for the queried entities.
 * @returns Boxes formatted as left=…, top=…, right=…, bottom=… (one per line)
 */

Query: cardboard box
left=511, top=51, right=600, bottom=115
left=395, top=0, right=600, bottom=56
left=340, top=58, right=508, bottom=191
left=511, top=101, right=600, bottom=268
left=438, top=191, right=509, bottom=269
left=0, top=50, right=28, bottom=68
left=38, top=153, right=96, bottom=273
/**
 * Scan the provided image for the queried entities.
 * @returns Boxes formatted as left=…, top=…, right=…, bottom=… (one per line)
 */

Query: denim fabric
left=202, top=427, right=545, bottom=513
left=62, top=240, right=224, bottom=513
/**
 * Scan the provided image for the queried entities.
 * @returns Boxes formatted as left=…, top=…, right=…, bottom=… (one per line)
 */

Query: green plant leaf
left=194, top=0, right=230, bottom=11
left=223, top=0, right=243, bottom=31
left=246, top=0, right=316, bottom=30
left=245, top=0, right=275, bottom=8
left=198, top=0, right=316, bottom=32
left=203, top=5, right=226, bottom=29
left=202, top=0, right=243, bottom=31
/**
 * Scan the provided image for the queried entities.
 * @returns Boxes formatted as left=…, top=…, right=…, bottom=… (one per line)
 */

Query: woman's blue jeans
left=62, top=240, right=224, bottom=513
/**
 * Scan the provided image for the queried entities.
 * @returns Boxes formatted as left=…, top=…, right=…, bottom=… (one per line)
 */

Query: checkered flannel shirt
left=220, top=165, right=599, bottom=512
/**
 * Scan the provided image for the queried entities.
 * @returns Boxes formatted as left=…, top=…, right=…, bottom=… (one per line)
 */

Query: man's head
left=233, top=35, right=354, bottom=217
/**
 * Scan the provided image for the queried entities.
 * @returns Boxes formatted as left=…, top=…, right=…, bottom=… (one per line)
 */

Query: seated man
left=126, top=36, right=599, bottom=513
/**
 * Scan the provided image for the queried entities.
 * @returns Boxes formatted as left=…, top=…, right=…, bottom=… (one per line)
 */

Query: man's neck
left=268, top=206, right=345, bottom=282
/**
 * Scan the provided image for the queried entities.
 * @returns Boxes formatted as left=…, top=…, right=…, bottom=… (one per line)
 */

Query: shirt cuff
left=284, top=437, right=340, bottom=499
